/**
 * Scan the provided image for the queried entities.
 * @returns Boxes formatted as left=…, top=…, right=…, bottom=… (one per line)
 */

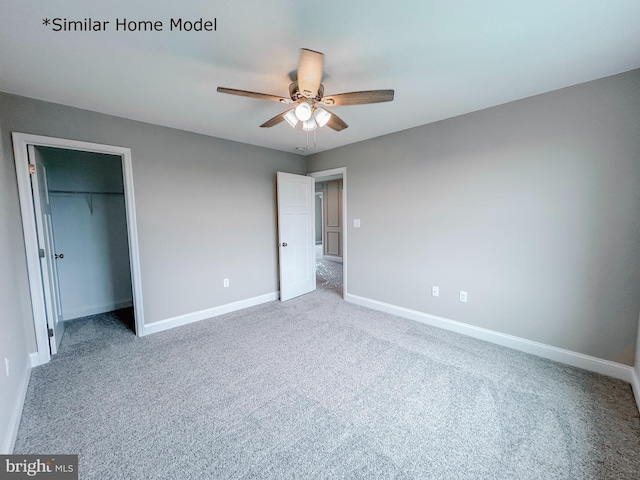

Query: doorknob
left=55, top=253, right=64, bottom=259
left=281, top=243, right=288, bottom=247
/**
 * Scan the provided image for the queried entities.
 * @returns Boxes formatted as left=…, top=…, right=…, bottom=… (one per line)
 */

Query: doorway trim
left=12, top=133, right=145, bottom=366
left=314, top=191, right=323, bottom=260
left=307, top=167, right=347, bottom=298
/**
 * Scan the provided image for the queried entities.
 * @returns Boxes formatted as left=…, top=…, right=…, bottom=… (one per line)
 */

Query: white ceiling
left=2, top=1, right=639, bottom=155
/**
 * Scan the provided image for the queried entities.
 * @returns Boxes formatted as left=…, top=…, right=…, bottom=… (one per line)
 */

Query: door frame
left=314, top=191, right=324, bottom=258
left=307, top=167, right=347, bottom=298
left=12, top=132, right=145, bottom=366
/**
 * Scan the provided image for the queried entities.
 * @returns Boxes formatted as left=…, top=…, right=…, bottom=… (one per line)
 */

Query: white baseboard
left=2, top=354, right=32, bottom=454
left=346, top=293, right=635, bottom=384
left=64, top=299, right=133, bottom=321
left=29, top=352, right=43, bottom=368
left=322, top=255, right=343, bottom=264
left=143, top=292, right=279, bottom=336
left=631, top=368, right=640, bottom=414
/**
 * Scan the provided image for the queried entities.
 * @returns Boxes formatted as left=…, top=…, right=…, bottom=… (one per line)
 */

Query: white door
left=28, top=145, right=65, bottom=354
left=277, top=172, right=316, bottom=301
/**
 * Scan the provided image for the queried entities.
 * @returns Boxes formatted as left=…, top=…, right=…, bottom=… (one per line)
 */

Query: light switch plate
left=353, top=219, right=361, bottom=228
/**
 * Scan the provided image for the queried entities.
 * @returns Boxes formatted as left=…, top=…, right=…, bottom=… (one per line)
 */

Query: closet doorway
left=39, top=146, right=134, bottom=326
left=13, top=133, right=144, bottom=366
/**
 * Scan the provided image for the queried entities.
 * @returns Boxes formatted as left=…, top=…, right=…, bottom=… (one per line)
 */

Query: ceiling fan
left=217, top=48, right=394, bottom=132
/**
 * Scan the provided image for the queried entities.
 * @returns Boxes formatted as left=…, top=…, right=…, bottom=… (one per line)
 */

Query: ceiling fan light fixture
left=295, top=101, right=312, bottom=121
left=302, top=117, right=317, bottom=131
left=313, top=107, right=331, bottom=127
left=284, top=110, right=299, bottom=128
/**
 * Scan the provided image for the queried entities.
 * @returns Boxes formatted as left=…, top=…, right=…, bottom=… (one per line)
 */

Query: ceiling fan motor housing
left=289, top=82, right=324, bottom=102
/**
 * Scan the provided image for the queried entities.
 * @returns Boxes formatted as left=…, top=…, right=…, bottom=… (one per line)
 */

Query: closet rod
left=48, top=190, right=124, bottom=195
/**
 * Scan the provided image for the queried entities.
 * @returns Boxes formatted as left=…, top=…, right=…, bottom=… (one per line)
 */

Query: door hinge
left=48, top=328, right=54, bottom=338
left=29, top=164, right=36, bottom=175
left=39, top=248, right=45, bottom=258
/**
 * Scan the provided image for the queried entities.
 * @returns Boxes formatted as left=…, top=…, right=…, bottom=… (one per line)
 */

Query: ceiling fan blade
left=217, top=87, right=291, bottom=104
left=260, top=108, right=293, bottom=128
left=321, top=90, right=394, bottom=107
left=324, top=108, right=348, bottom=131
left=297, top=48, right=324, bottom=99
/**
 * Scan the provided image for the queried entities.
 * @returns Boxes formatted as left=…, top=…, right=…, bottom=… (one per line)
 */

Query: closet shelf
left=49, top=190, right=124, bottom=195
left=48, top=190, right=124, bottom=215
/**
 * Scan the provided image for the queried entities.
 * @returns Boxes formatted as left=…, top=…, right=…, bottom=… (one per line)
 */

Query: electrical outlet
left=459, top=291, right=468, bottom=302
left=431, top=286, right=439, bottom=297
left=5, top=357, right=9, bottom=377
left=223, top=278, right=229, bottom=288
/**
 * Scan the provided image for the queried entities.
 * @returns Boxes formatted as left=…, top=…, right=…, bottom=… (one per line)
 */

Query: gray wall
left=0, top=92, right=304, bottom=324
left=307, top=69, right=640, bottom=365
left=0, top=92, right=304, bottom=450
left=0, top=104, right=37, bottom=452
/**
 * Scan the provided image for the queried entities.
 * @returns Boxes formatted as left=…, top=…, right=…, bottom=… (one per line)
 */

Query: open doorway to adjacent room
left=308, top=168, right=346, bottom=298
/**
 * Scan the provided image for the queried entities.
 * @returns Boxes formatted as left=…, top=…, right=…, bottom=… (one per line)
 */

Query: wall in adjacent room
left=321, top=180, right=343, bottom=259
left=307, top=69, right=640, bottom=365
